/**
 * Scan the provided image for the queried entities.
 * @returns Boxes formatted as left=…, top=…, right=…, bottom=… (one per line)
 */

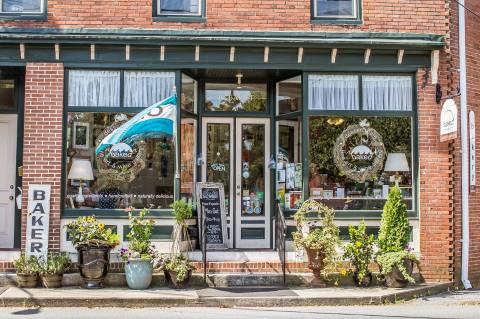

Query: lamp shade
left=68, top=158, right=94, bottom=180
left=384, top=153, right=410, bottom=172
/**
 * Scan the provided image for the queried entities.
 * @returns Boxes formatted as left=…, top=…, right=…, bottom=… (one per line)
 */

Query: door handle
left=9, top=196, right=14, bottom=201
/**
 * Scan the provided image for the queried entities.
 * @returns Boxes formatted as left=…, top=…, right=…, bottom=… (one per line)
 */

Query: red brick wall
left=22, top=63, right=64, bottom=252
left=0, top=0, right=447, bottom=34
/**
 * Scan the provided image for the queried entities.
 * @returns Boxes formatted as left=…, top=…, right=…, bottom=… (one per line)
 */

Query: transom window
left=157, top=0, right=201, bottom=16
left=313, top=0, right=359, bottom=20
left=1, top=0, right=44, bottom=14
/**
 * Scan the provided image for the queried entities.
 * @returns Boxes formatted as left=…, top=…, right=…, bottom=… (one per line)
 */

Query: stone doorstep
left=0, top=283, right=452, bottom=308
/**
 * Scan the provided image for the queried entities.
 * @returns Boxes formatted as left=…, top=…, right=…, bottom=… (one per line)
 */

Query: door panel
left=0, top=114, right=17, bottom=248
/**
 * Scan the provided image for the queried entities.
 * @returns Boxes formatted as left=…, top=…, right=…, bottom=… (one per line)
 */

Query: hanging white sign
left=470, top=111, right=476, bottom=190
left=440, top=99, right=458, bottom=142
left=26, top=185, right=51, bottom=258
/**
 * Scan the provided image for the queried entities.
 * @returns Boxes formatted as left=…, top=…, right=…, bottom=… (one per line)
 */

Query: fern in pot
left=343, top=221, right=375, bottom=287
left=376, top=187, right=419, bottom=287
left=13, top=253, right=40, bottom=288
left=39, top=252, right=71, bottom=288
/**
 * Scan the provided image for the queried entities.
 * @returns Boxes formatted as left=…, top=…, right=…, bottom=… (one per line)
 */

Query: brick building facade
left=0, top=0, right=477, bottom=287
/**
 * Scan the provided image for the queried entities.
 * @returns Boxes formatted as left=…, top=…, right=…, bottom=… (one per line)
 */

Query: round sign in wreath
left=333, top=119, right=386, bottom=182
left=95, top=117, right=146, bottom=183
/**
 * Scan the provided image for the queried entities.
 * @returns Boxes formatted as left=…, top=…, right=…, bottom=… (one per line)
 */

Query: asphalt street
left=0, top=290, right=478, bottom=319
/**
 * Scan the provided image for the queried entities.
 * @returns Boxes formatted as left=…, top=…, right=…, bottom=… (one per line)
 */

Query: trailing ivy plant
left=343, top=220, right=375, bottom=286
left=292, top=200, right=340, bottom=275
left=376, top=187, right=419, bottom=283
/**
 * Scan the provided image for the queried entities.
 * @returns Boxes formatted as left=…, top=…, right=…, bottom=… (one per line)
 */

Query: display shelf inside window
left=308, top=116, right=413, bottom=211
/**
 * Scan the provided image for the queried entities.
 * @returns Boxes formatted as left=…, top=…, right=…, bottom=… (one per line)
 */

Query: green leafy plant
left=39, top=252, right=71, bottom=275
left=377, top=187, right=410, bottom=253
left=171, top=200, right=193, bottom=225
left=376, top=250, right=419, bottom=284
left=292, top=200, right=340, bottom=274
left=13, top=253, right=40, bottom=275
left=120, top=208, right=160, bottom=262
left=64, top=216, right=120, bottom=249
left=343, top=220, right=375, bottom=285
left=162, top=254, right=195, bottom=283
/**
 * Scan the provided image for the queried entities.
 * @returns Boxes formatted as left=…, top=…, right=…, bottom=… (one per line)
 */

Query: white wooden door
left=0, top=114, right=17, bottom=248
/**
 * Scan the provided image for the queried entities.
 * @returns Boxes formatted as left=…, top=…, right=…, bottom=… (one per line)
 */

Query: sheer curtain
left=68, top=70, right=121, bottom=107
left=363, top=76, right=413, bottom=111
left=124, top=71, right=175, bottom=108
left=308, top=75, right=359, bottom=110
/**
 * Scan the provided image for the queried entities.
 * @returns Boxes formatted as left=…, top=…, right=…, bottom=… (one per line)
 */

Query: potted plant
left=39, top=252, right=71, bottom=288
left=120, top=208, right=162, bottom=290
left=170, top=199, right=194, bottom=252
left=13, top=253, right=40, bottom=288
left=64, top=216, right=119, bottom=289
left=292, top=199, right=339, bottom=287
left=162, top=254, right=195, bottom=289
left=376, top=187, right=420, bottom=288
left=343, top=220, right=375, bottom=287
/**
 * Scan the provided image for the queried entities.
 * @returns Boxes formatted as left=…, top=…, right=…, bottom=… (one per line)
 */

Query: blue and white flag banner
left=95, top=94, right=177, bottom=155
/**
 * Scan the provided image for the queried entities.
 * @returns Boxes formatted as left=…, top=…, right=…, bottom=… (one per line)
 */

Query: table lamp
left=384, top=153, right=410, bottom=188
left=68, top=158, right=94, bottom=205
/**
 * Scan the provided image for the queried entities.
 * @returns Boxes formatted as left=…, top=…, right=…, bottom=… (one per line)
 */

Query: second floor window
left=314, top=0, right=358, bottom=19
left=157, top=0, right=201, bottom=16
left=1, top=0, right=44, bottom=13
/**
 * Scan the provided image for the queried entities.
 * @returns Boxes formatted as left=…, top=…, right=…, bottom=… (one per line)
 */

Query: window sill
left=0, top=13, right=46, bottom=21
left=311, top=18, right=362, bottom=25
left=153, top=16, right=206, bottom=23
left=62, top=208, right=175, bottom=219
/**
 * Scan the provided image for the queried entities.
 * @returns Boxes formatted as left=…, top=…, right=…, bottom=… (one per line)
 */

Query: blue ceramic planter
left=125, top=258, right=153, bottom=290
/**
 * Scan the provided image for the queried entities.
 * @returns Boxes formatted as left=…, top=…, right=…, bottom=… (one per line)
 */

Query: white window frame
left=0, top=0, right=45, bottom=14
left=313, top=0, right=358, bottom=19
left=157, top=0, right=202, bottom=16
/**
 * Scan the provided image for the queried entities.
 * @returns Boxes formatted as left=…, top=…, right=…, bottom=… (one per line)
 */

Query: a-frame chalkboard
left=196, top=182, right=228, bottom=250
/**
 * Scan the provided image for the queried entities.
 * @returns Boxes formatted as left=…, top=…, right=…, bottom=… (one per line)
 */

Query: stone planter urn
left=77, top=246, right=110, bottom=289
left=41, top=274, right=63, bottom=288
left=305, top=247, right=327, bottom=288
left=385, top=259, right=414, bottom=288
left=16, top=273, right=39, bottom=288
left=125, top=258, right=153, bottom=290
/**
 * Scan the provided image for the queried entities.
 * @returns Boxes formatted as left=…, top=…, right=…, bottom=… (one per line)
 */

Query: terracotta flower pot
left=17, top=273, right=39, bottom=288
left=41, top=274, right=63, bottom=288
left=77, top=246, right=110, bottom=289
left=385, top=258, right=414, bottom=288
left=305, top=247, right=327, bottom=288
left=164, top=269, right=192, bottom=289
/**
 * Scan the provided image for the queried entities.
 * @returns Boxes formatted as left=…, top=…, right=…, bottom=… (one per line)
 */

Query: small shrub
left=171, top=200, right=193, bottom=225
left=40, top=252, right=71, bottom=275
left=343, top=220, right=375, bottom=286
left=13, top=253, right=40, bottom=275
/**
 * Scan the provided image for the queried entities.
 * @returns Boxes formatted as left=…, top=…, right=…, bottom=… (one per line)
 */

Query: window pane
left=308, top=75, right=359, bottom=110
left=124, top=71, right=175, bottom=108
left=316, top=0, right=354, bottom=17
left=2, top=0, right=42, bottom=13
left=180, top=119, right=196, bottom=206
left=277, top=76, right=301, bottom=115
left=205, top=83, right=267, bottom=112
left=65, top=112, right=175, bottom=210
left=363, top=76, right=413, bottom=111
left=159, top=0, right=199, bottom=15
left=68, top=70, right=120, bottom=107
left=308, top=116, right=413, bottom=211
left=0, top=80, right=15, bottom=110
left=181, top=74, right=197, bottom=113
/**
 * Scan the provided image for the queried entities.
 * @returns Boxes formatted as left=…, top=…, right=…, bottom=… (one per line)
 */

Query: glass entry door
left=201, top=117, right=271, bottom=249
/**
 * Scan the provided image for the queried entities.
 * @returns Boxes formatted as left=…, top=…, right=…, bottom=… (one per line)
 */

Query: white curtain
left=68, top=70, right=120, bottom=107
left=124, top=71, right=175, bottom=108
left=363, top=76, right=413, bottom=111
left=308, top=75, right=359, bottom=110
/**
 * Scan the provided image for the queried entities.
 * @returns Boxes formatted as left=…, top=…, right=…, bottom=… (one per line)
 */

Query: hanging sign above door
left=440, top=99, right=458, bottom=142
left=470, top=111, right=476, bottom=191
left=196, top=182, right=228, bottom=250
left=26, top=184, right=51, bottom=258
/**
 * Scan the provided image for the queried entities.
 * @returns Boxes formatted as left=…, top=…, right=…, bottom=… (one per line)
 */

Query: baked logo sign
left=26, top=185, right=50, bottom=258
left=333, top=119, right=386, bottom=183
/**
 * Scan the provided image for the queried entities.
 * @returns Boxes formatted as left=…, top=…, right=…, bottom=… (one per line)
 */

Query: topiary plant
left=377, top=187, right=410, bottom=253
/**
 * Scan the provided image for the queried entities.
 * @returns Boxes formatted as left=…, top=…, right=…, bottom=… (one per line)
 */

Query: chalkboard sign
left=196, top=182, right=228, bottom=250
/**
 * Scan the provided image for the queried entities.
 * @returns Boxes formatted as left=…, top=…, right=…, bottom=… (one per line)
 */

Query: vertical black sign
left=201, top=187, right=224, bottom=245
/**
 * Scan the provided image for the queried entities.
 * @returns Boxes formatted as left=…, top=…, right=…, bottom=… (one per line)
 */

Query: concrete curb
left=0, top=283, right=452, bottom=308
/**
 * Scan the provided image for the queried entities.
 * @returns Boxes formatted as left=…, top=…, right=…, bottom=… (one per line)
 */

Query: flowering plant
left=64, top=216, right=119, bottom=249
left=119, top=208, right=162, bottom=265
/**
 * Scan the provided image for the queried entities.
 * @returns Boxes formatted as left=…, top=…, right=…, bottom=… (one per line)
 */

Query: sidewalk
left=0, top=283, right=451, bottom=308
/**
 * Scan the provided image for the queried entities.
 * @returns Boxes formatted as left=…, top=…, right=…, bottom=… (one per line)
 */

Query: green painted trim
left=63, top=208, right=175, bottom=219
left=123, top=225, right=173, bottom=241
left=175, top=70, right=182, bottom=202
left=311, top=0, right=362, bottom=25
left=13, top=73, right=24, bottom=249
